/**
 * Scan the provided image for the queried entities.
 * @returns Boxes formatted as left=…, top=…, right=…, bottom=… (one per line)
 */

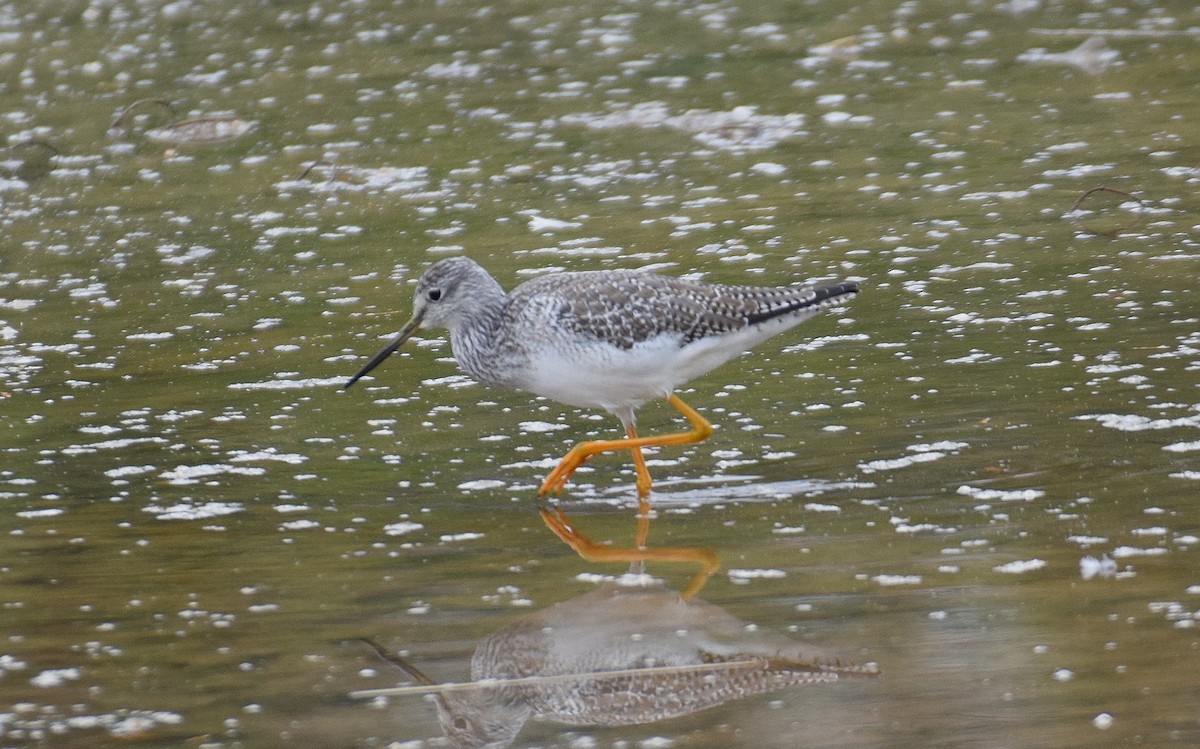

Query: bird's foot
left=537, top=445, right=592, bottom=496
left=537, top=467, right=570, bottom=496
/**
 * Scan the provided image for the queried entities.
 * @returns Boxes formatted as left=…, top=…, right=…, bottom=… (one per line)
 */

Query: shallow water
left=2, top=0, right=1199, bottom=747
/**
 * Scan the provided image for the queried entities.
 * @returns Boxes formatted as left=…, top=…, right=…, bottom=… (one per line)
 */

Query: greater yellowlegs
left=356, top=571, right=876, bottom=748
left=344, top=257, right=858, bottom=497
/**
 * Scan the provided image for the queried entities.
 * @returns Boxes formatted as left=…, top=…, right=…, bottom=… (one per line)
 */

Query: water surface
left=2, top=1, right=1198, bottom=747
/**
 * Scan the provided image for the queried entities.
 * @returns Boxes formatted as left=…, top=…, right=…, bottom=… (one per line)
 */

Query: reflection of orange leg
left=629, top=425, right=653, bottom=550
left=627, top=425, right=652, bottom=499
left=635, top=495, right=652, bottom=549
left=539, top=394, right=714, bottom=497
left=540, top=506, right=719, bottom=600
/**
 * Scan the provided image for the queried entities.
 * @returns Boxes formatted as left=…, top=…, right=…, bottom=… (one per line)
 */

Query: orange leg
left=626, top=425, right=652, bottom=500
left=538, top=393, right=714, bottom=498
left=540, top=506, right=719, bottom=600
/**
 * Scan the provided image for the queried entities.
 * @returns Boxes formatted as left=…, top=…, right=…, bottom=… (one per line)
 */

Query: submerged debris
left=109, top=98, right=176, bottom=135
left=1017, top=35, right=1120, bottom=74
left=1064, top=186, right=1150, bottom=236
left=2, top=139, right=60, bottom=181
left=807, top=35, right=865, bottom=62
left=144, top=115, right=258, bottom=145
left=298, top=159, right=340, bottom=182
left=109, top=100, right=256, bottom=145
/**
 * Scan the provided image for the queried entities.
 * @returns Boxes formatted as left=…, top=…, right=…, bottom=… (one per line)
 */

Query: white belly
left=516, top=321, right=794, bottom=414
left=518, top=336, right=679, bottom=412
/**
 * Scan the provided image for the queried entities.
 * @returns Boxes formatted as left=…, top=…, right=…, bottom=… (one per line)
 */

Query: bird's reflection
left=356, top=508, right=878, bottom=748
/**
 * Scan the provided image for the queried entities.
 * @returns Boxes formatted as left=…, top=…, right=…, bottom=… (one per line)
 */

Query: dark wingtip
left=744, top=279, right=860, bottom=326
left=816, top=279, right=859, bottom=303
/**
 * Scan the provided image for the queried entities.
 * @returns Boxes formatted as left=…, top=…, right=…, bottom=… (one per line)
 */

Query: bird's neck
left=449, top=287, right=508, bottom=385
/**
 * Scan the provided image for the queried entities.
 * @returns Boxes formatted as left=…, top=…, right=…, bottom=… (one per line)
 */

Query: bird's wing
left=528, top=272, right=854, bottom=347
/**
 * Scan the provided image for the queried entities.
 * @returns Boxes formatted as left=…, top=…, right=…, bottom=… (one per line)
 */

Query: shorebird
left=344, top=257, right=858, bottom=497
left=356, top=568, right=876, bottom=748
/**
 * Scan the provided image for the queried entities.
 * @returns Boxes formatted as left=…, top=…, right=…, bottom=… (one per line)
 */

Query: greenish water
left=2, top=1, right=1198, bottom=747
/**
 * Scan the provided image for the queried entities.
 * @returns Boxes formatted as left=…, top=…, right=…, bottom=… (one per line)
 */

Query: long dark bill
left=343, top=313, right=423, bottom=390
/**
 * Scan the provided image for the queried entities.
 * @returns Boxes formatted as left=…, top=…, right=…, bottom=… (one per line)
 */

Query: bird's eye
left=427, top=288, right=442, bottom=302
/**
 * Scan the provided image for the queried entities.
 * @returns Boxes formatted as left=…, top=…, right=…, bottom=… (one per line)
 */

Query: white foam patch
left=892, top=521, right=955, bottom=534
left=30, top=668, right=81, bottom=688
left=104, top=464, right=157, bottom=479
left=873, top=574, right=923, bottom=586
left=859, top=439, right=969, bottom=472
left=159, top=464, right=266, bottom=485
left=229, top=449, right=308, bottom=464
left=956, top=485, right=1045, bottom=502
left=858, top=450, right=945, bottom=473
left=279, top=520, right=320, bottom=530
left=727, top=568, right=787, bottom=580
left=993, top=559, right=1047, bottom=574
left=1111, top=546, right=1168, bottom=558
left=229, top=376, right=347, bottom=390
left=1076, top=411, right=1200, bottom=432
left=1080, top=555, right=1117, bottom=580
left=60, top=437, right=168, bottom=456
left=383, top=522, right=423, bottom=537
left=144, top=502, right=244, bottom=520
left=1164, top=440, right=1200, bottom=453
left=126, top=331, right=174, bottom=341
left=16, top=508, right=64, bottom=518
left=518, top=420, right=570, bottom=433
left=911, top=441, right=969, bottom=452
left=559, top=102, right=808, bottom=152
left=458, top=479, right=506, bottom=492
left=275, top=165, right=430, bottom=195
